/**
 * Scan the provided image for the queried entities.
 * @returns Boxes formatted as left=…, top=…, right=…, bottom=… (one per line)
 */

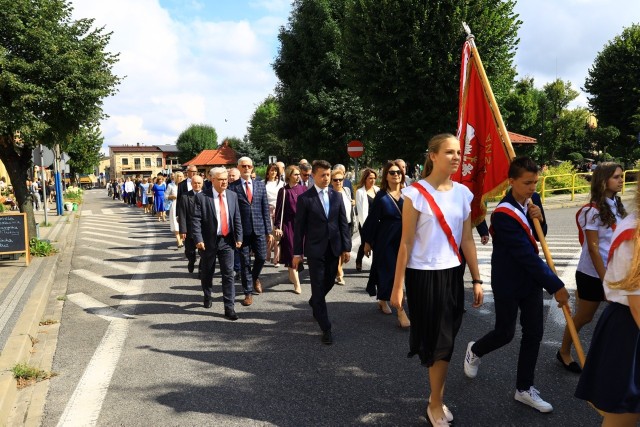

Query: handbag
left=274, top=188, right=285, bottom=242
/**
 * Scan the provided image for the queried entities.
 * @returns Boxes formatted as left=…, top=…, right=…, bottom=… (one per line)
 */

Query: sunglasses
left=332, top=178, right=343, bottom=182
left=388, top=170, right=402, bottom=176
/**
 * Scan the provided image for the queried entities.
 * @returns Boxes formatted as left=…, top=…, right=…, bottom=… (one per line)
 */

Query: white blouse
left=604, top=214, right=639, bottom=306
left=401, top=180, right=473, bottom=270
left=576, top=198, right=622, bottom=278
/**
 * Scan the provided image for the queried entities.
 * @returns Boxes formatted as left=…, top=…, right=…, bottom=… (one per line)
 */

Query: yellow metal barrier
left=622, top=169, right=639, bottom=195
left=539, top=169, right=638, bottom=203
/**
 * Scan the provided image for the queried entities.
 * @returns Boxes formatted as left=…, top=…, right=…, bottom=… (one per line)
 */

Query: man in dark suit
left=298, top=162, right=314, bottom=188
left=228, top=157, right=273, bottom=306
left=177, top=165, right=198, bottom=202
left=292, top=160, right=351, bottom=345
left=192, top=167, right=243, bottom=320
left=464, top=156, right=569, bottom=412
left=178, top=174, right=204, bottom=273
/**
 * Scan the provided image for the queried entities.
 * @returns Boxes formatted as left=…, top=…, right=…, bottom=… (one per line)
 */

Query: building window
left=121, top=158, right=129, bottom=166
left=134, top=158, right=141, bottom=169
left=145, top=158, right=151, bottom=167
left=157, top=158, right=163, bottom=167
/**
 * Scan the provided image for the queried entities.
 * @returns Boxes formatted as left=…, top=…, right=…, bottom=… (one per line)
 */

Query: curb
left=0, top=210, right=76, bottom=426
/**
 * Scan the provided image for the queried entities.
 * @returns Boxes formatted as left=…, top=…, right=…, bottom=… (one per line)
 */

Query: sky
left=68, top=0, right=640, bottom=155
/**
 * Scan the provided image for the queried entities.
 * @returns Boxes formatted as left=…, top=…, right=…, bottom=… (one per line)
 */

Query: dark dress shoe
left=241, top=294, right=253, bottom=306
left=203, top=297, right=212, bottom=309
left=188, top=260, right=195, bottom=273
left=556, top=351, right=581, bottom=373
left=224, top=309, right=238, bottom=321
left=254, top=279, right=263, bottom=294
left=321, top=330, right=333, bottom=345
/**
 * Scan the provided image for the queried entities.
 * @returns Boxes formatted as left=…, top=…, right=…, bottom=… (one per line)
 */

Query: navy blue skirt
left=575, top=302, right=640, bottom=413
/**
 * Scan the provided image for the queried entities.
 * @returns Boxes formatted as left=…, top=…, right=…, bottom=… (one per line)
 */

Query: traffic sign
left=347, top=140, right=364, bottom=158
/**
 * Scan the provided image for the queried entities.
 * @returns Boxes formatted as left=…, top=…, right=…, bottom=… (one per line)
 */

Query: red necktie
left=245, top=181, right=253, bottom=203
left=219, top=193, right=229, bottom=237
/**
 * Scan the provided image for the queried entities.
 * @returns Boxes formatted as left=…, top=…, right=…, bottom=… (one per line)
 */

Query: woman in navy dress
left=152, top=176, right=166, bottom=221
left=362, top=160, right=409, bottom=328
left=274, top=165, right=307, bottom=294
left=575, top=180, right=640, bottom=426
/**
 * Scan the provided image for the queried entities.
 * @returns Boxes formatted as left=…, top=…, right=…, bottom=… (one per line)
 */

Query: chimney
left=137, top=142, right=140, bottom=147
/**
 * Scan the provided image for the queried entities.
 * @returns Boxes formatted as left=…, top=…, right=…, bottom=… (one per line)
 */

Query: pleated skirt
left=575, top=302, right=640, bottom=413
left=405, top=266, right=465, bottom=367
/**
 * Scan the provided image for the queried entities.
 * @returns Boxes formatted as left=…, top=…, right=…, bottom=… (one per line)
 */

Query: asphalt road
left=41, top=190, right=621, bottom=426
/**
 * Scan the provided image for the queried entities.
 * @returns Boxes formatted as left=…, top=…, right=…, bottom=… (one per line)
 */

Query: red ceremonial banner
left=453, top=41, right=511, bottom=227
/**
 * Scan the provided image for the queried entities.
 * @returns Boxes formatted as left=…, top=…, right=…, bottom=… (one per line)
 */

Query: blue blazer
left=228, top=178, right=272, bottom=236
left=293, top=186, right=351, bottom=258
left=490, top=191, right=564, bottom=297
left=191, top=189, right=242, bottom=252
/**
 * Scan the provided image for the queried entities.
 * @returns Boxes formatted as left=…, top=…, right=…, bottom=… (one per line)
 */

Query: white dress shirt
left=212, top=188, right=230, bottom=236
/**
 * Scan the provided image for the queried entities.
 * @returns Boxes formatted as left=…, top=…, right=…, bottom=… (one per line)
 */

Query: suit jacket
left=490, top=191, right=563, bottom=297
left=177, top=179, right=190, bottom=202
left=191, top=189, right=242, bottom=253
left=178, top=189, right=198, bottom=235
left=228, top=178, right=272, bottom=236
left=293, top=186, right=351, bottom=258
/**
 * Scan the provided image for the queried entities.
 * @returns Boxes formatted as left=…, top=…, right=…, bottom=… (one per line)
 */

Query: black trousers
left=472, top=286, right=544, bottom=391
left=184, top=234, right=196, bottom=264
left=199, top=235, right=236, bottom=310
left=307, top=245, right=340, bottom=332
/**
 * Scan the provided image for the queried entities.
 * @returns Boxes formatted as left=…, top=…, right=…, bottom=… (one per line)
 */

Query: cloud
left=513, top=0, right=639, bottom=107
left=71, top=0, right=286, bottom=154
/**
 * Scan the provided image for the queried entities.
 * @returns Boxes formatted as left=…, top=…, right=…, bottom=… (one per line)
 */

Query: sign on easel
left=0, top=213, right=30, bottom=266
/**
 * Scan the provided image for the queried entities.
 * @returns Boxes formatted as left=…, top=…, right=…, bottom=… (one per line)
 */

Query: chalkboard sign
left=0, top=213, right=30, bottom=265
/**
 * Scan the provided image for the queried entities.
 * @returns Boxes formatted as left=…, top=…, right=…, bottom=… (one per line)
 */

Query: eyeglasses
left=240, top=165, right=253, bottom=168
left=332, top=178, right=343, bottom=182
left=388, top=170, right=402, bottom=176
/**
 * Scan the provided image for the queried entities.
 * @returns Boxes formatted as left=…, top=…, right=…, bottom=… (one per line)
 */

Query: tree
left=247, top=95, right=286, bottom=159
left=342, top=0, right=521, bottom=163
left=273, top=0, right=371, bottom=164
left=585, top=24, right=640, bottom=161
left=65, top=124, right=104, bottom=175
left=176, top=124, right=218, bottom=164
left=502, top=78, right=544, bottom=137
left=225, top=136, right=265, bottom=165
left=539, top=79, right=580, bottom=160
left=0, top=0, right=120, bottom=237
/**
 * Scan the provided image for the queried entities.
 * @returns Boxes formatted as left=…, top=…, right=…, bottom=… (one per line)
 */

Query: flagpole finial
left=462, top=22, right=474, bottom=41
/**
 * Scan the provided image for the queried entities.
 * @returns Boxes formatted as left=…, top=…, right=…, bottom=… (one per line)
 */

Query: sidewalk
left=0, top=207, right=78, bottom=425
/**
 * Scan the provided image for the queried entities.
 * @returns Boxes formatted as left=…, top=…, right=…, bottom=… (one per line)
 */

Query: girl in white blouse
left=391, top=133, right=483, bottom=426
left=575, top=179, right=640, bottom=426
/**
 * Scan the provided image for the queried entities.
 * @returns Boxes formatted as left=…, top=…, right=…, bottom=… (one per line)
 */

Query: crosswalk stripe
left=67, top=292, right=133, bottom=320
left=76, top=256, right=140, bottom=275
left=80, top=231, right=153, bottom=245
left=70, top=269, right=131, bottom=293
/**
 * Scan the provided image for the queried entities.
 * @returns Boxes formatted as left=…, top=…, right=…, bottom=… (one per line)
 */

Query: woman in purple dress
left=274, top=165, right=307, bottom=294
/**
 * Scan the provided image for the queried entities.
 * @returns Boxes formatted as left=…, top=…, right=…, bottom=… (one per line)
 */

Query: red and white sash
left=608, top=219, right=637, bottom=264
left=490, top=202, right=539, bottom=254
left=410, top=182, right=462, bottom=263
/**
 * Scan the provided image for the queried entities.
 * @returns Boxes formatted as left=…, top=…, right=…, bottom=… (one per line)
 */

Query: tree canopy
left=65, top=123, right=104, bottom=175
left=0, top=0, right=120, bottom=236
left=246, top=95, right=286, bottom=160
left=175, top=124, right=218, bottom=164
left=585, top=24, right=640, bottom=160
left=271, top=0, right=521, bottom=165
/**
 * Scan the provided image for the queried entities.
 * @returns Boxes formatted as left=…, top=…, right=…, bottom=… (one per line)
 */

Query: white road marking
left=70, top=269, right=131, bottom=293
left=76, top=256, right=140, bottom=275
left=80, top=231, right=153, bottom=245
left=67, top=293, right=133, bottom=321
left=57, top=207, right=154, bottom=427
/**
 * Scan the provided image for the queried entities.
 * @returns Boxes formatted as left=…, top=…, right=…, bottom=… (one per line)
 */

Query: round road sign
left=347, top=140, right=364, bottom=158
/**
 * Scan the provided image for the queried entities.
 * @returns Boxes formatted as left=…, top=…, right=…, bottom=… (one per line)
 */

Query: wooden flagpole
left=461, top=21, right=589, bottom=375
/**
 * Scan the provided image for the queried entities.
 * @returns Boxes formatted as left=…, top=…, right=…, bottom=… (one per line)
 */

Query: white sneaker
left=464, top=341, right=480, bottom=378
left=514, top=387, right=553, bottom=413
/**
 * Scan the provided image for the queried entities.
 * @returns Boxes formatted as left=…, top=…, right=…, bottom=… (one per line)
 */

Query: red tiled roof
left=109, top=145, right=162, bottom=153
left=183, top=141, right=238, bottom=166
left=508, top=131, right=537, bottom=144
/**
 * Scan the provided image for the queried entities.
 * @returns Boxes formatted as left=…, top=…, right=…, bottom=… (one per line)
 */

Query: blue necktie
left=322, top=189, right=329, bottom=217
